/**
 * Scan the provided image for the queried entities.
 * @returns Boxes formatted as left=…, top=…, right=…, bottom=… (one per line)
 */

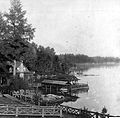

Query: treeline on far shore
left=58, top=54, right=120, bottom=64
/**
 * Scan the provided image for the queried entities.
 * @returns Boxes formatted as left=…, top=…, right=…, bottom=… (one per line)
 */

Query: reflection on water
left=62, top=64, right=120, bottom=115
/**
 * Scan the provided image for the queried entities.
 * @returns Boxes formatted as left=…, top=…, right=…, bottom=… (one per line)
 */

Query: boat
left=70, top=83, right=89, bottom=91
left=40, top=94, right=65, bottom=105
left=60, top=88, right=68, bottom=93
left=60, top=82, right=89, bottom=93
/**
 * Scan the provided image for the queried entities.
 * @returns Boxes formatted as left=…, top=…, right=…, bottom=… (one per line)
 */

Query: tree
left=0, top=0, right=35, bottom=92
left=23, top=42, right=37, bottom=71
left=35, top=46, right=55, bottom=75
left=0, top=0, right=35, bottom=61
left=52, top=55, right=62, bottom=74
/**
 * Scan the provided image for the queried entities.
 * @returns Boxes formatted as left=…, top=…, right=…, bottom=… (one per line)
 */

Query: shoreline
left=71, top=62, right=120, bottom=71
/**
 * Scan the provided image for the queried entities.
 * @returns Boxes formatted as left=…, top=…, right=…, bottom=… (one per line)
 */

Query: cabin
left=9, top=61, right=34, bottom=81
left=8, top=61, right=35, bottom=90
left=16, top=61, right=34, bottom=80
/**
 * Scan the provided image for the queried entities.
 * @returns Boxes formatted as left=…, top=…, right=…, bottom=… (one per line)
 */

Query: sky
left=0, top=0, right=120, bottom=57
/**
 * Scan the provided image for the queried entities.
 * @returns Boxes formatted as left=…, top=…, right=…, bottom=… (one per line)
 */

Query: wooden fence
left=0, top=105, right=62, bottom=117
left=12, top=91, right=120, bottom=118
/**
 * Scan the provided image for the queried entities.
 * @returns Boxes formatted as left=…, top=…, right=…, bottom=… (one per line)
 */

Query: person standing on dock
left=101, top=106, right=107, bottom=118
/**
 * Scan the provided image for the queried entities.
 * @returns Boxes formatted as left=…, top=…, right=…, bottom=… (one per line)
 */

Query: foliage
left=0, top=0, right=35, bottom=61
left=93, top=56, right=120, bottom=63
left=0, top=0, right=36, bottom=92
left=0, top=0, right=35, bottom=78
left=32, top=94, right=39, bottom=105
left=0, top=0, right=72, bottom=84
left=59, top=54, right=120, bottom=64
left=32, top=45, right=70, bottom=75
left=11, top=76, right=29, bottom=90
left=35, top=46, right=55, bottom=74
left=22, top=43, right=37, bottom=71
left=5, top=0, right=35, bottom=42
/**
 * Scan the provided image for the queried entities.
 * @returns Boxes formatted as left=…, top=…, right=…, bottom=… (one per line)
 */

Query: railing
left=12, top=92, right=120, bottom=118
left=0, top=105, right=62, bottom=117
left=59, top=105, right=120, bottom=118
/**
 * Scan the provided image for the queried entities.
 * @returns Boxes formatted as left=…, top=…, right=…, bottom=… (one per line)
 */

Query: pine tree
left=0, top=0, right=35, bottom=61
left=0, top=0, right=35, bottom=81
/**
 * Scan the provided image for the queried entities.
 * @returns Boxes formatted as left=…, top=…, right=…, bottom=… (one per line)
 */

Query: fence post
left=96, top=112, right=99, bottom=118
left=32, top=106, right=33, bottom=113
left=6, top=105, right=8, bottom=112
left=42, top=108, right=44, bottom=118
left=53, top=106, right=55, bottom=115
left=60, top=108, right=63, bottom=118
left=16, top=107, right=18, bottom=117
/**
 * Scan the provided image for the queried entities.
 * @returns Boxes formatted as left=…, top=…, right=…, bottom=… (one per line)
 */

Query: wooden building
left=41, top=79, right=70, bottom=94
left=41, top=74, right=89, bottom=94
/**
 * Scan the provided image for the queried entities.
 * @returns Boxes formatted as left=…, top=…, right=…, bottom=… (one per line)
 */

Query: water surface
left=62, top=64, right=120, bottom=115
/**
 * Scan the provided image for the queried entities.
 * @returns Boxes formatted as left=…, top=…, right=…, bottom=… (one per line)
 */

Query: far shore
left=72, top=62, right=120, bottom=71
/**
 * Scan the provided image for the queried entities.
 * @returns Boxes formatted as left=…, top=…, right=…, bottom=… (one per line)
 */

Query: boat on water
left=60, top=82, right=89, bottom=93
left=70, top=83, right=89, bottom=91
left=60, top=88, right=68, bottom=93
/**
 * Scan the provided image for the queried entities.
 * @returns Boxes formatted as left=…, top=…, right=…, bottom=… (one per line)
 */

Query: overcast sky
left=0, top=0, right=120, bottom=57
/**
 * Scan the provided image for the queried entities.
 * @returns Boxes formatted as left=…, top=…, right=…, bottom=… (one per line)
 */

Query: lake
left=62, top=64, right=120, bottom=115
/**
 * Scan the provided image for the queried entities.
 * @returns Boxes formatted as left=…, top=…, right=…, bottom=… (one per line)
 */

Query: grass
left=0, top=96, right=22, bottom=105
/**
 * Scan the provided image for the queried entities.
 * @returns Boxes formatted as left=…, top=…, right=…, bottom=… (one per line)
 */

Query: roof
left=17, top=62, right=30, bottom=73
left=9, top=61, right=30, bottom=73
left=8, top=61, right=21, bottom=68
left=51, top=74, right=78, bottom=82
left=42, top=79, right=69, bottom=85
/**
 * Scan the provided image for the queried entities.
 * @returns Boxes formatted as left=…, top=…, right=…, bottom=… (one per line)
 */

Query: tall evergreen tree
left=0, top=0, right=35, bottom=88
left=0, top=0, right=35, bottom=61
